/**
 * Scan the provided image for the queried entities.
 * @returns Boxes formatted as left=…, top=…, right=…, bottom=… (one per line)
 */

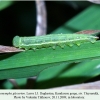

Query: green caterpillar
left=13, top=34, right=98, bottom=50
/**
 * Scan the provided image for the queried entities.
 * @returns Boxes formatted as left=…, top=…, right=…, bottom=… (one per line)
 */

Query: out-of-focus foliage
left=0, top=1, right=14, bottom=11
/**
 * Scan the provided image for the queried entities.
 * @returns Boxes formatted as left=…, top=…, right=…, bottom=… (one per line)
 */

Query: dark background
left=0, top=1, right=92, bottom=46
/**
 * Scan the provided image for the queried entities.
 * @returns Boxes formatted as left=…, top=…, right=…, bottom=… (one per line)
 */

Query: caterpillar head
left=13, top=36, right=21, bottom=47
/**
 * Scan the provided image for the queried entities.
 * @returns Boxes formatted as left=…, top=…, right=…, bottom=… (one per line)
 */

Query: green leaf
left=51, top=5, right=100, bottom=34
left=0, top=40, right=100, bottom=79
left=0, top=1, right=14, bottom=11
left=1, top=78, right=26, bottom=89
left=36, top=60, right=100, bottom=88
